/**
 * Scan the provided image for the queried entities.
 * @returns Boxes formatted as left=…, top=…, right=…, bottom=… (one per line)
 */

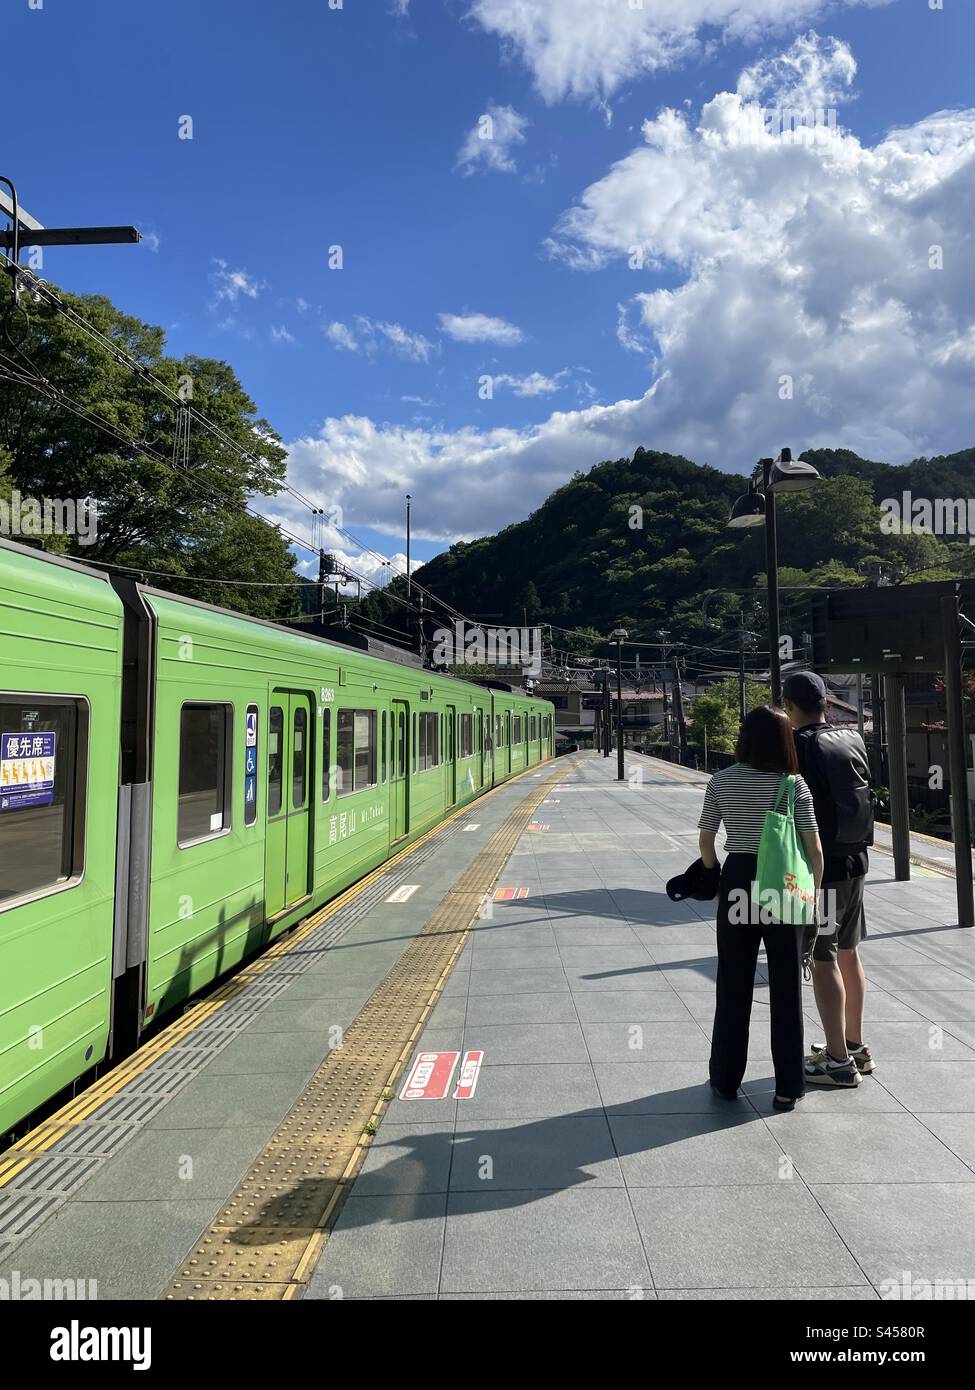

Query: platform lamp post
left=726, top=450, right=821, bottom=704
left=610, top=627, right=628, bottom=781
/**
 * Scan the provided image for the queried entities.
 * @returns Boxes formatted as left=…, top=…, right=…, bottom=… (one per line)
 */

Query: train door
left=483, top=708, right=493, bottom=786
left=474, top=705, right=483, bottom=790
left=391, top=698, right=409, bottom=841
left=266, top=690, right=313, bottom=918
left=446, top=704, right=457, bottom=806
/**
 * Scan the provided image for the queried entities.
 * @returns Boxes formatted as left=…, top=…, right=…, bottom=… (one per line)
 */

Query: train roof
left=0, top=537, right=551, bottom=705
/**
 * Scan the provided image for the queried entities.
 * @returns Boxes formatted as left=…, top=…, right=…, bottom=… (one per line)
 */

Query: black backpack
left=794, top=724, right=874, bottom=855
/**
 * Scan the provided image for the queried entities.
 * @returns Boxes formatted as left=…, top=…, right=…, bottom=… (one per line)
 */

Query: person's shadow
left=226, top=1080, right=783, bottom=1246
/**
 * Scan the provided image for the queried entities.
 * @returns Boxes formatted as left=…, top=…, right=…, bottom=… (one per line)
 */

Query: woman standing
left=697, top=706, right=824, bottom=1111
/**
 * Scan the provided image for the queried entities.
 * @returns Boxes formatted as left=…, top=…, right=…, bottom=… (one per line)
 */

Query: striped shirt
left=698, top=764, right=819, bottom=854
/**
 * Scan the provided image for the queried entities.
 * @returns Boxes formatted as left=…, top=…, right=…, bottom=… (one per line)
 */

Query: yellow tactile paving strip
left=0, top=761, right=560, bottom=1193
left=164, top=761, right=567, bottom=1299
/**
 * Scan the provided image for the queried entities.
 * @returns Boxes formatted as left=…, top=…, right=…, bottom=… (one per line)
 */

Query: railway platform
left=3, top=752, right=975, bottom=1302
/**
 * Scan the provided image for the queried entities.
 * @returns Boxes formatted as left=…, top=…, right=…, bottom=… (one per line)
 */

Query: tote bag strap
left=771, top=774, right=795, bottom=815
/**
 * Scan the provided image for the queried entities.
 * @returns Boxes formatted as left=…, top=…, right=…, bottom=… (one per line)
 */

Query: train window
left=397, top=710, right=406, bottom=778
left=178, top=704, right=232, bottom=846
left=269, top=706, right=284, bottom=816
left=460, top=713, right=473, bottom=758
left=512, top=715, right=521, bottom=744
left=337, top=709, right=377, bottom=796
left=412, top=713, right=417, bottom=773
left=418, top=712, right=439, bottom=771
left=495, top=714, right=503, bottom=748
left=321, top=707, right=332, bottom=801
left=292, top=706, right=308, bottom=810
left=382, top=710, right=387, bottom=783
left=530, top=716, right=537, bottom=741
left=0, top=696, right=87, bottom=908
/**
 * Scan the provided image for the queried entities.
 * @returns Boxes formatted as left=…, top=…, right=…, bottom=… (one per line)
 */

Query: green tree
left=0, top=274, right=298, bottom=615
left=690, top=677, right=771, bottom=755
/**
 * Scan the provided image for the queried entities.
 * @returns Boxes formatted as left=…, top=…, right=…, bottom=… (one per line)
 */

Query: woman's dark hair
left=735, top=705, right=799, bottom=774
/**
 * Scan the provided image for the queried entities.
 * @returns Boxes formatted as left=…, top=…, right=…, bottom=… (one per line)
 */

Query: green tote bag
left=751, top=775, right=816, bottom=926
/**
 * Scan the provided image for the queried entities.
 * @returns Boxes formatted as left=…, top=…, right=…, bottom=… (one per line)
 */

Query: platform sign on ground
left=453, top=1050, right=483, bottom=1100
left=493, top=887, right=530, bottom=901
left=385, top=883, right=420, bottom=903
left=400, top=1051, right=460, bottom=1101
left=0, top=731, right=56, bottom=812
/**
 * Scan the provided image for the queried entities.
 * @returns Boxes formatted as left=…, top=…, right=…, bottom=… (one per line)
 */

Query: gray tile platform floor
left=0, top=768, right=552, bottom=1299
left=5, top=751, right=974, bottom=1301
left=305, top=752, right=975, bottom=1301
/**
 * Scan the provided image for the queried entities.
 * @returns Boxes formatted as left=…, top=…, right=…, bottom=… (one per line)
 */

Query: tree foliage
left=0, top=273, right=299, bottom=617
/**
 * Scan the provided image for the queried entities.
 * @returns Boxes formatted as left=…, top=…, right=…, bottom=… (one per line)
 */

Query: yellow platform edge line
left=1, top=757, right=559, bottom=1184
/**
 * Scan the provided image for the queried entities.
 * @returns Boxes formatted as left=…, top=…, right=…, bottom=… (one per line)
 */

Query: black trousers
left=709, top=853, right=805, bottom=1099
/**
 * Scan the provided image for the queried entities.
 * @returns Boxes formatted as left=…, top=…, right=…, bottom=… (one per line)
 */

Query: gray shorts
left=814, top=876, right=866, bottom=962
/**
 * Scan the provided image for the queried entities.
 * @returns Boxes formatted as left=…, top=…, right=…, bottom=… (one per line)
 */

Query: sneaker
left=804, top=1051, right=862, bottom=1087
left=809, top=1041, right=875, bottom=1074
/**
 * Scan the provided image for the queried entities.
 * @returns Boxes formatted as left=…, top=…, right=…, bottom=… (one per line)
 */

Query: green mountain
left=412, top=446, right=975, bottom=655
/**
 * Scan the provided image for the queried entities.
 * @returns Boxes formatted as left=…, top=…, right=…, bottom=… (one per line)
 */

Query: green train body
left=0, top=539, right=555, bottom=1137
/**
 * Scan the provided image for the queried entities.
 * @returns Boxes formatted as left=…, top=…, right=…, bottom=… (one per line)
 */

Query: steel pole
left=884, top=674, right=911, bottom=882
left=941, top=594, right=974, bottom=926
left=616, top=640, right=625, bottom=781
left=764, top=461, right=782, bottom=705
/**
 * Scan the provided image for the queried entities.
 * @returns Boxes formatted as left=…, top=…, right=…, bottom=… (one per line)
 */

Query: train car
left=0, top=539, right=555, bottom=1138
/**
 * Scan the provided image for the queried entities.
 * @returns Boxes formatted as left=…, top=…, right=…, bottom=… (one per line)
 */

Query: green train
left=0, top=538, right=555, bottom=1138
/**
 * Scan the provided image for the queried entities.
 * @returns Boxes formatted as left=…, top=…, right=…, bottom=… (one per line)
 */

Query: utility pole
left=738, top=618, right=747, bottom=723
left=671, top=654, right=688, bottom=763
left=603, top=669, right=612, bottom=758
left=1, top=180, right=140, bottom=307
left=611, top=628, right=628, bottom=781
left=405, top=494, right=412, bottom=600
left=660, top=665, right=671, bottom=759
left=318, top=548, right=328, bottom=624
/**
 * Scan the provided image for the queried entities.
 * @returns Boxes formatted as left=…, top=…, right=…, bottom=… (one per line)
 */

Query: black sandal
left=772, top=1095, right=800, bottom=1112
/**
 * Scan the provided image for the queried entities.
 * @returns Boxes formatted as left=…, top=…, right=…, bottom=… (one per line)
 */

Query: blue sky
left=6, top=0, right=975, bottom=576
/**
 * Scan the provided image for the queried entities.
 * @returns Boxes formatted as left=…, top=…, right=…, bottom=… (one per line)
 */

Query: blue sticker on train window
left=245, top=710, right=258, bottom=748
left=0, top=731, right=56, bottom=812
left=245, top=746, right=258, bottom=776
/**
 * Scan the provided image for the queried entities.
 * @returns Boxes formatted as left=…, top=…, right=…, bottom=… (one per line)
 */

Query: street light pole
left=610, top=628, right=628, bottom=781
left=762, top=458, right=782, bottom=705
left=727, top=449, right=821, bottom=706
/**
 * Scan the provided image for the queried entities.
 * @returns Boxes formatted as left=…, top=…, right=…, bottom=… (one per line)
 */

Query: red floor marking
left=454, top=1051, right=484, bottom=1100
left=492, top=887, right=530, bottom=901
left=400, top=1051, right=460, bottom=1101
left=527, top=822, right=550, bottom=832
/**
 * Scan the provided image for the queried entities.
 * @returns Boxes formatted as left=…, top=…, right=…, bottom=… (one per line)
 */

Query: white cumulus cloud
left=468, top=0, right=890, bottom=104
left=324, top=317, right=434, bottom=362
left=210, top=259, right=267, bottom=304
left=456, top=103, right=530, bottom=175
left=490, top=371, right=568, bottom=397
left=439, top=311, right=525, bottom=345
left=270, top=38, right=975, bottom=545
left=737, top=30, right=857, bottom=111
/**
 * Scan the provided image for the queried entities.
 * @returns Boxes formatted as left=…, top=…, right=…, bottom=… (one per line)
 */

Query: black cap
left=782, top=670, right=827, bottom=704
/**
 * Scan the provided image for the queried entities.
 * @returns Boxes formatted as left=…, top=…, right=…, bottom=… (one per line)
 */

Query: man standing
left=782, top=671, right=875, bottom=1089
